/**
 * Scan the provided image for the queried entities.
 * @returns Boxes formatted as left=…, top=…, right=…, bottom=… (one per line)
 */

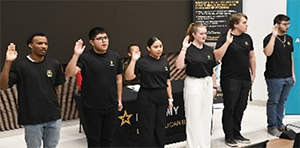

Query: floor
left=0, top=101, right=299, bottom=148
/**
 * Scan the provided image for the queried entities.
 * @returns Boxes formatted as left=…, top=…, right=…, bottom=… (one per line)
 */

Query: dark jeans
left=221, top=79, right=251, bottom=139
left=137, top=88, right=168, bottom=148
left=82, top=106, right=118, bottom=148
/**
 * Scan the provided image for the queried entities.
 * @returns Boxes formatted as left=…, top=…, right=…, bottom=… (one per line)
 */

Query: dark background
left=1, top=0, right=193, bottom=68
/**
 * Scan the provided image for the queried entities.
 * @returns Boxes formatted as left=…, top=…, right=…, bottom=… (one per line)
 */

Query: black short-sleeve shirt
left=134, top=55, right=170, bottom=89
left=8, top=56, right=66, bottom=125
left=215, top=33, right=254, bottom=80
left=185, top=44, right=217, bottom=78
left=263, top=33, right=293, bottom=79
left=77, top=49, right=123, bottom=109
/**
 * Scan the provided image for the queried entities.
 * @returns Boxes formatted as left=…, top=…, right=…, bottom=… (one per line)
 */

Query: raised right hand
left=131, top=48, right=141, bottom=61
left=6, top=43, right=18, bottom=62
left=74, top=39, right=86, bottom=56
left=182, top=35, right=191, bottom=49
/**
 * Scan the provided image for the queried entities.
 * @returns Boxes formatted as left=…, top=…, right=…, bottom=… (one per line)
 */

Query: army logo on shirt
left=46, top=70, right=52, bottom=77
left=287, top=41, right=291, bottom=46
left=245, top=41, right=249, bottom=46
left=207, top=55, right=211, bottom=60
left=110, top=60, right=114, bottom=66
left=165, top=67, right=168, bottom=72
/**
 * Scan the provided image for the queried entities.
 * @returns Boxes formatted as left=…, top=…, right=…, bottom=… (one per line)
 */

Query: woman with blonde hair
left=176, top=23, right=217, bottom=148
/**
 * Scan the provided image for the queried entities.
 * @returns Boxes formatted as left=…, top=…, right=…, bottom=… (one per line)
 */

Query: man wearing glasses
left=65, top=27, right=123, bottom=147
left=263, top=14, right=295, bottom=137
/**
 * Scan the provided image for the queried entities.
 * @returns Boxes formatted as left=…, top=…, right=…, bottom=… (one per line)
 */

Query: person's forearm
left=175, top=48, right=186, bottom=69
left=214, top=42, right=230, bottom=61
left=167, top=79, right=173, bottom=99
left=124, top=60, right=137, bottom=80
left=116, top=74, right=123, bottom=102
left=263, top=36, right=276, bottom=56
left=0, top=61, right=13, bottom=90
left=212, top=69, right=217, bottom=87
left=65, top=54, right=80, bottom=77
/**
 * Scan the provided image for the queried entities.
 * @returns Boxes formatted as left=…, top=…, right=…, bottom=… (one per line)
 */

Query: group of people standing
left=0, top=12, right=295, bottom=148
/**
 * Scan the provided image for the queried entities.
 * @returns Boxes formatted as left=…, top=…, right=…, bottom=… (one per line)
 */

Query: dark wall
left=1, top=0, right=192, bottom=68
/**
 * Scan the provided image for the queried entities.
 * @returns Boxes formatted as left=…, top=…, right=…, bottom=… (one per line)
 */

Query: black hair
left=147, top=37, right=160, bottom=48
left=127, top=44, right=139, bottom=53
left=27, top=32, right=47, bottom=45
left=88, top=27, right=107, bottom=40
left=273, top=14, right=290, bottom=25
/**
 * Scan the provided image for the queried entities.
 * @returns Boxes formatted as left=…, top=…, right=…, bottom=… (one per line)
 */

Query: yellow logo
left=110, top=60, right=114, bottom=66
left=118, top=110, right=133, bottom=127
left=287, top=41, right=291, bottom=45
left=207, top=55, right=211, bottom=60
left=245, top=41, right=249, bottom=46
left=165, top=67, right=168, bottom=72
left=46, top=70, right=52, bottom=77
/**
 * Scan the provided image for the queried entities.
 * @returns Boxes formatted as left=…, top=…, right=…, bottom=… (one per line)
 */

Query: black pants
left=221, top=79, right=251, bottom=139
left=137, top=88, right=168, bottom=148
left=82, top=106, right=118, bottom=148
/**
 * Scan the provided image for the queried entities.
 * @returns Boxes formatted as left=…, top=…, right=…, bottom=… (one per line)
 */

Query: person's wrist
left=168, top=98, right=174, bottom=102
left=181, top=48, right=187, bottom=52
left=213, top=86, right=217, bottom=90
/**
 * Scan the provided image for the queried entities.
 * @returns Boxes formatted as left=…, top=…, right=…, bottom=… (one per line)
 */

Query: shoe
left=234, top=135, right=251, bottom=144
left=268, top=127, right=282, bottom=137
left=225, top=138, right=238, bottom=147
left=278, top=125, right=286, bottom=132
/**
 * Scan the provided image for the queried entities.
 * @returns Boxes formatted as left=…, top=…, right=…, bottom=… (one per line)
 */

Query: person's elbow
left=124, top=74, right=135, bottom=81
left=263, top=49, right=272, bottom=57
left=0, top=84, right=9, bottom=90
left=65, top=71, right=74, bottom=77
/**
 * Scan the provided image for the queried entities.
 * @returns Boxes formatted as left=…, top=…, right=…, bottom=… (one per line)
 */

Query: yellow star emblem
left=118, top=110, right=133, bottom=127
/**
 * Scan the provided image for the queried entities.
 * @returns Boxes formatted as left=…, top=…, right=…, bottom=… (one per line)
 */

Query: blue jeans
left=24, top=119, right=61, bottom=148
left=266, top=77, right=293, bottom=128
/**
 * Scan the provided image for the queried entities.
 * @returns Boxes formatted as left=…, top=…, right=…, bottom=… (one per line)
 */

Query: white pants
left=184, top=76, right=213, bottom=148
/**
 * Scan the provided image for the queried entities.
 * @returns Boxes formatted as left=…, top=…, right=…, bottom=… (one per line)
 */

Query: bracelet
left=213, top=87, right=217, bottom=90
left=168, top=98, right=174, bottom=102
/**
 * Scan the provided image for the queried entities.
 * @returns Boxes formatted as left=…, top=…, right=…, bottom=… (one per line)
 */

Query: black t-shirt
left=215, top=33, right=254, bottom=80
left=185, top=44, right=217, bottom=78
left=135, top=55, right=170, bottom=89
left=263, top=33, right=293, bottom=79
left=8, top=56, right=66, bottom=125
left=77, top=49, right=122, bottom=109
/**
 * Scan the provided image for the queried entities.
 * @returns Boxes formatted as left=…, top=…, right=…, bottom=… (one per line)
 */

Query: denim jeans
left=24, top=119, right=61, bottom=148
left=266, top=77, right=293, bottom=128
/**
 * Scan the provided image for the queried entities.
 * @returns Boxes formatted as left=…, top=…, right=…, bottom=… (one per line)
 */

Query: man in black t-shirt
left=0, top=33, right=66, bottom=148
left=214, top=13, right=256, bottom=147
left=65, top=27, right=123, bottom=148
left=263, top=14, right=295, bottom=137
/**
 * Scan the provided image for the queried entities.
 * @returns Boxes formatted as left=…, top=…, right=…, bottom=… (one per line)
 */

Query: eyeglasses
left=280, top=23, right=291, bottom=26
left=94, top=36, right=108, bottom=41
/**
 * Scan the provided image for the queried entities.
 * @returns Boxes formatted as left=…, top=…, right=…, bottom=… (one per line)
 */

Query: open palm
left=6, top=43, right=18, bottom=62
left=74, top=39, right=86, bottom=56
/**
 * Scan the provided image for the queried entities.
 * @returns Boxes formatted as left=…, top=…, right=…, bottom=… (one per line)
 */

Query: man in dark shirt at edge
left=0, top=33, right=66, bottom=148
left=263, top=14, right=295, bottom=137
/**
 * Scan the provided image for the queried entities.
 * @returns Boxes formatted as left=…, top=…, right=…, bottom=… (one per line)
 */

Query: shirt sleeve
left=263, top=34, right=271, bottom=48
left=8, top=65, right=18, bottom=88
left=116, top=56, right=123, bottom=75
left=134, top=59, right=140, bottom=76
left=55, top=63, right=66, bottom=87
